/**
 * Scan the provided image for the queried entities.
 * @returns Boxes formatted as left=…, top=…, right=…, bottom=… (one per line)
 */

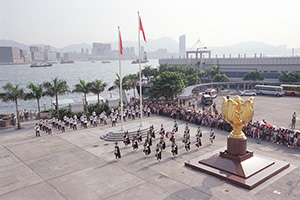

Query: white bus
left=254, top=85, right=284, bottom=96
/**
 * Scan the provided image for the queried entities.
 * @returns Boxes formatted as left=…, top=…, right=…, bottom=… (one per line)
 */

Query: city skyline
left=1, top=0, right=300, bottom=49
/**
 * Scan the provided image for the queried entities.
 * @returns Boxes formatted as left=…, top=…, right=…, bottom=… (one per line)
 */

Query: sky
left=1, top=0, right=300, bottom=49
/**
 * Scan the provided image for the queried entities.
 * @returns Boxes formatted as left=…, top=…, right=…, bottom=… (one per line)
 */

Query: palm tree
left=25, top=83, right=44, bottom=118
left=127, top=73, right=139, bottom=99
left=211, top=65, right=221, bottom=76
left=1, top=83, right=24, bottom=129
left=73, top=79, right=92, bottom=112
left=108, top=74, right=130, bottom=104
left=108, top=73, right=130, bottom=91
left=90, top=79, right=107, bottom=110
left=43, top=77, right=69, bottom=119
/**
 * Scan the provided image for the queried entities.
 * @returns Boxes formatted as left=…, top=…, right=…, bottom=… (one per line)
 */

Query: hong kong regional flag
left=118, top=26, right=123, bottom=55
left=139, top=13, right=146, bottom=43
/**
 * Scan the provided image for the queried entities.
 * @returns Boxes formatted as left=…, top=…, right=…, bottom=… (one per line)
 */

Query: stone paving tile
left=26, top=148, right=105, bottom=180
left=0, top=108, right=299, bottom=200
left=48, top=163, right=145, bottom=200
left=57, top=129, right=105, bottom=147
left=0, top=182, right=66, bottom=200
left=105, top=181, right=184, bottom=200
left=0, top=162, right=43, bottom=196
left=6, top=136, right=76, bottom=162
left=0, top=145, right=21, bottom=167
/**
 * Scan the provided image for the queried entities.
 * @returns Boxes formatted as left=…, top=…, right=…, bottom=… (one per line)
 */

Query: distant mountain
left=0, top=40, right=92, bottom=53
left=0, top=40, right=29, bottom=51
left=0, top=39, right=299, bottom=56
left=59, top=43, right=92, bottom=53
left=110, top=37, right=179, bottom=53
left=209, top=41, right=297, bottom=57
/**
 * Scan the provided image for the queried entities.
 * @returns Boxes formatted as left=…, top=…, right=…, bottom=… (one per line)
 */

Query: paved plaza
left=0, top=95, right=299, bottom=200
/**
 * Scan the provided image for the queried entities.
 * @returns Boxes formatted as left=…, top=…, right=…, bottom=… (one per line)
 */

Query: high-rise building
left=179, top=35, right=186, bottom=55
left=30, top=46, right=40, bottom=52
left=92, top=43, right=111, bottom=55
left=0, top=47, right=27, bottom=63
left=141, top=46, right=144, bottom=55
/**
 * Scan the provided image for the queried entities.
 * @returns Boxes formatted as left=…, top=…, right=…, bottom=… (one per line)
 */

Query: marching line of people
left=114, top=122, right=216, bottom=162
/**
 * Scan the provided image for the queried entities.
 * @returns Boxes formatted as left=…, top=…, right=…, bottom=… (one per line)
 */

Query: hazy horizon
left=1, top=0, right=300, bottom=49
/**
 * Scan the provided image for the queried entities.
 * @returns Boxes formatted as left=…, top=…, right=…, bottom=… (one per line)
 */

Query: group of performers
left=114, top=121, right=216, bottom=162
left=35, top=118, right=66, bottom=136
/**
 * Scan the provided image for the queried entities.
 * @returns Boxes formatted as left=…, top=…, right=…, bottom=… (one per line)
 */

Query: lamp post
left=50, top=98, right=53, bottom=110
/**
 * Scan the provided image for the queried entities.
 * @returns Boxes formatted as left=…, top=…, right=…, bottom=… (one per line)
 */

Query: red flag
left=118, top=26, right=123, bottom=55
left=139, top=14, right=146, bottom=43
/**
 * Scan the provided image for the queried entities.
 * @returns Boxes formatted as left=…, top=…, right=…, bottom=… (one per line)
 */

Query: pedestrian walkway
left=0, top=115, right=299, bottom=200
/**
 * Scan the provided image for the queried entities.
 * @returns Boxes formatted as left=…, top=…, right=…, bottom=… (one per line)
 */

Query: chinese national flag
left=118, top=27, right=123, bottom=55
left=139, top=15, right=146, bottom=43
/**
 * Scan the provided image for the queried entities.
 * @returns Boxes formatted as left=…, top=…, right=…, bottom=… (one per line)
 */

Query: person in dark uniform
left=114, top=142, right=121, bottom=161
left=137, top=129, right=142, bottom=143
left=123, top=131, right=130, bottom=147
left=171, top=140, right=178, bottom=157
left=159, top=136, right=166, bottom=150
left=155, top=144, right=162, bottom=162
left=150, top=125, right=155, bottom=138
left=195, top=127, right=202, bottom=148
left=184, top=139, right=191, bottom=152
left=132, top=136, right=139, bottom=151
left=146, top=130, right=152, bottom=146
left=174, top=120, right=178, bottom=132
left=143, top=139, right=151, bottom=157
left=160, top=124, right=165, bottom=136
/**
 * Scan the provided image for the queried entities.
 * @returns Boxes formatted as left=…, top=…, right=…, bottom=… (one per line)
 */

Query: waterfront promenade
left=0, top=96, right=300, bottom=200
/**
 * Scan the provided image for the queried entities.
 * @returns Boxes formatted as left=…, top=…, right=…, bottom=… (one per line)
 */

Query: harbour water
left=0, top=59, right=158, bottom=114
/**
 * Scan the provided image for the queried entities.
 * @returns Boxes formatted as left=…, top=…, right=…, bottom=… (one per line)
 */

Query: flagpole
left=118, top=26, right=124, bottom=131
left=138, top=11, right=143, bottom=127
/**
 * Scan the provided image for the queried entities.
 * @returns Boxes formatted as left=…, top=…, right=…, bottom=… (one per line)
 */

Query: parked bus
left=254, top=85, right=284, bottom=96
left=280, top=84, right=300, bottom=96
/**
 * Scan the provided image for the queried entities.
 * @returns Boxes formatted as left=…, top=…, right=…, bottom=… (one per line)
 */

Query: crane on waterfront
left=190, top=38, right=207, bottom=51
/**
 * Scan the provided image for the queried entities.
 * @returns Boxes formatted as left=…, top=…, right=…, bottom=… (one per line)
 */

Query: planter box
left=0, top=120, right=12, bottom=127
left=40, top=112, right=51, bottom=119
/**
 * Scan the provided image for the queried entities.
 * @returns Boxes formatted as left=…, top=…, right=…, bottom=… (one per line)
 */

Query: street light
left=50, top=98, right=53, bottom=110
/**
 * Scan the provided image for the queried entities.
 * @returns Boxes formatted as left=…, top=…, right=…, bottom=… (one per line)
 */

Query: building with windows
left=0, top=46, right=28, bottom=64
left=159, top=54, right=300, bottom=82
left=179, top=35, right=186, bottom=56
left=92, top=43, right=111, bottom=55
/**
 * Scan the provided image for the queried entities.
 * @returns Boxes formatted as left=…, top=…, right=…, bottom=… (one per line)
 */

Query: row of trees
left=1, top=72, right=141, bottom=129
left=141, top=64, right=230, bottom=100
left=1, top=77, right=107, bottom=129
left=142, top=64, right=230, bottom=86
left=242, top=71, right=300, bottom=82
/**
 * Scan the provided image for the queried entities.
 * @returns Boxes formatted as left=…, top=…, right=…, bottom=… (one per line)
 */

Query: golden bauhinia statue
left=222, top=95, right=254, bottom=139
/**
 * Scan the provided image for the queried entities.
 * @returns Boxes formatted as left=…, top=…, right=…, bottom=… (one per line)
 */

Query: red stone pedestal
left=185, top=138, right=290, bottom=189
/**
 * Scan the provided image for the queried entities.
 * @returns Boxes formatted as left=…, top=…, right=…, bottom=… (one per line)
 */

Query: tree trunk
left=97, top=93, right=100, bottom=112
left=56, top=94, right=59, bottom=119
left=15, top=99, right=21, bottom=129
left=84, top=93, right=87, bottom=112
left=37, top=98, right=40, bottom=118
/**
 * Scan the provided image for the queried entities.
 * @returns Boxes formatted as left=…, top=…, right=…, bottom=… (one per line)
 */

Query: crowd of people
left=19, top=109, right=39, bottom=121
left=34, top=97, right=299, bottom=162
left=140, top=98, right=300, bottom=150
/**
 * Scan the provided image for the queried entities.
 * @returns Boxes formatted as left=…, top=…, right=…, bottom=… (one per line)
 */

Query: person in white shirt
left=209, top=129, right=215, bottom=144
